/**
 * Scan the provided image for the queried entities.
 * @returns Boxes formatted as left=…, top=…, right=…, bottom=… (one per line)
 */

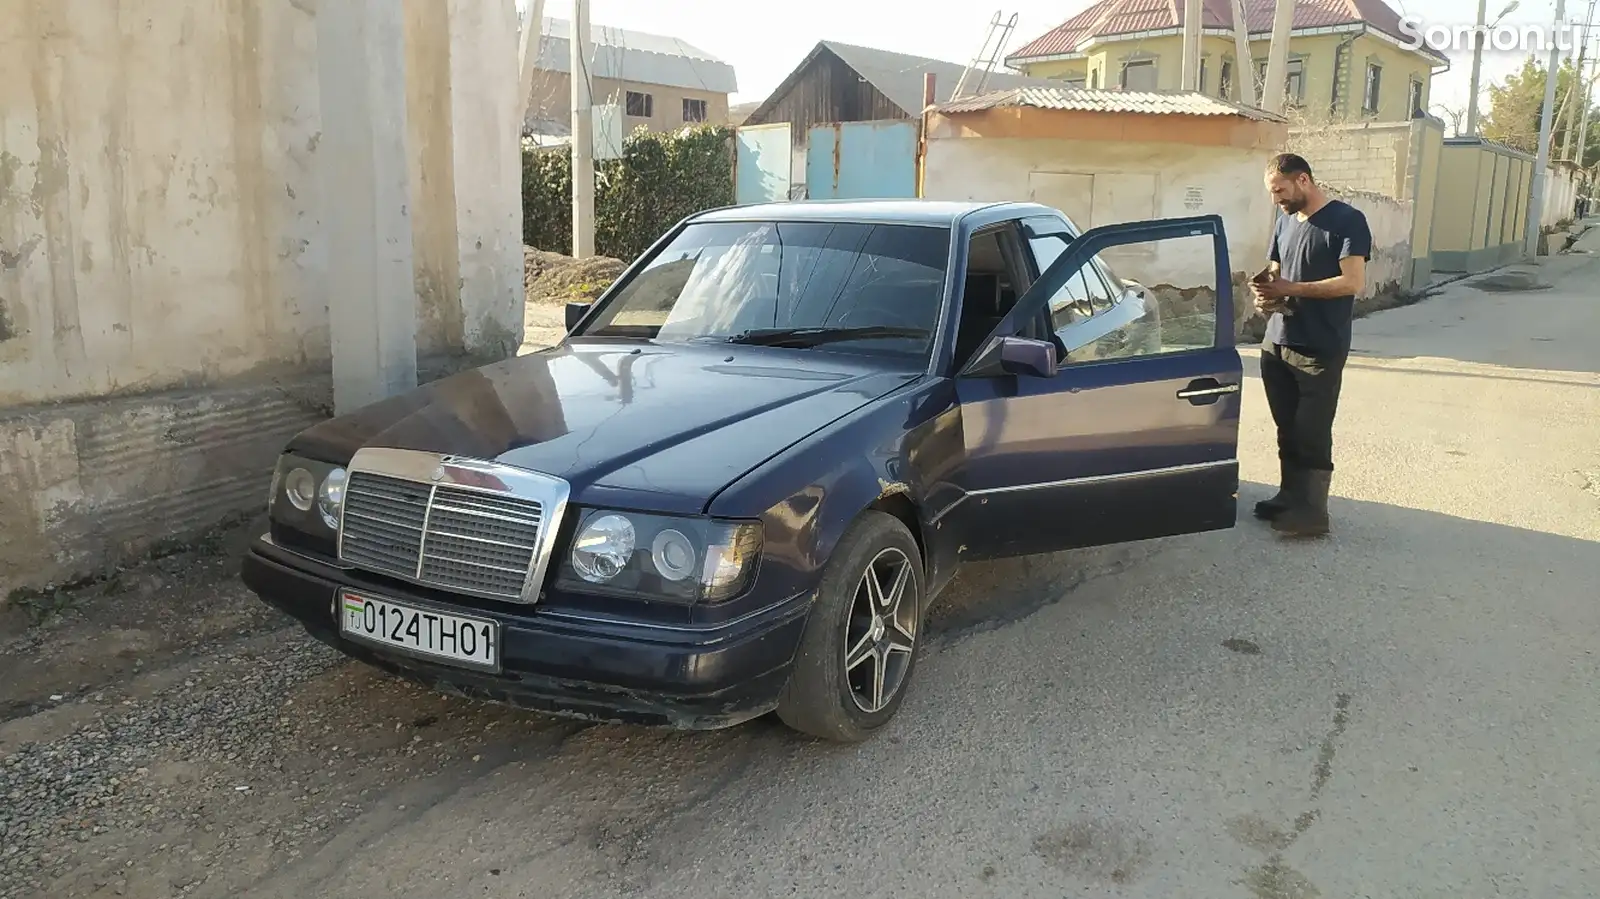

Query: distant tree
left=1432, top=103, right=1467, bottom=136
left=1482, top=55, right=1600, bottom=168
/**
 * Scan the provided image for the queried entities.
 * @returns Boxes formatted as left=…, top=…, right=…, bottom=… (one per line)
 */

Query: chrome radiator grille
left=339, top=469, right=549, bottom=601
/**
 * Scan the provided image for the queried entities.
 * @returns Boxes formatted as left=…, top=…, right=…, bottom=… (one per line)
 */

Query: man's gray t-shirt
left=1265, top=200, right=1372, bottom=356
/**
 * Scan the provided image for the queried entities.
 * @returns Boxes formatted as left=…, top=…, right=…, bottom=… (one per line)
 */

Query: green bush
left=522, top=125, right=734, bottom=261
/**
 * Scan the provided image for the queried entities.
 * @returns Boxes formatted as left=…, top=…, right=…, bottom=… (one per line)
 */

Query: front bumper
left=240, top=537, right=812, bottom=729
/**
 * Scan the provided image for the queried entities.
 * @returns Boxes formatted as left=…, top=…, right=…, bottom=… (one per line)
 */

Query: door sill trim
left=967, top=458, right=1237, bottom=497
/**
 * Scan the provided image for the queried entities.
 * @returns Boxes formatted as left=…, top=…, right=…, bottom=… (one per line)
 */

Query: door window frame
left=995, top=213, right=1233, bottom=372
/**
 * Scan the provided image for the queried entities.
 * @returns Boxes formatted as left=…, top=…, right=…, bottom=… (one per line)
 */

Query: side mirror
left=997, top=336, right=1059, bottom=378
left=565, top=302, right=591, bottom=331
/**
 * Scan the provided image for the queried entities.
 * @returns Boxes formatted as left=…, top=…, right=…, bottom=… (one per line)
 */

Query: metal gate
left=805, top=120, right=919, bottom=200
left=733, top=123, right=793, bottom=205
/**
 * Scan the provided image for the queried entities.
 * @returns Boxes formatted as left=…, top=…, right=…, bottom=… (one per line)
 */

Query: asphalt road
left=8, top=240, right=1597, bottom=899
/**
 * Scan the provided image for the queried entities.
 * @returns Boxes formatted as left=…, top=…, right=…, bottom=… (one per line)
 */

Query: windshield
left=580, top=220, right=952, bottom=360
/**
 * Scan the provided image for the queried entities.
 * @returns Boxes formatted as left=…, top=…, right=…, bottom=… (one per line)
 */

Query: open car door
left=949, top=215, right=1242, bottom=560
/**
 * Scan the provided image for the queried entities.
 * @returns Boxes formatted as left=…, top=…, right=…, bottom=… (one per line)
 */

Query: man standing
left=1250, top=153, right=1371, bottom=537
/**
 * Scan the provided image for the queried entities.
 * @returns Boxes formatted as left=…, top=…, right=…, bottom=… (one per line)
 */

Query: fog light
left=651, top=528, right=696, bottom=581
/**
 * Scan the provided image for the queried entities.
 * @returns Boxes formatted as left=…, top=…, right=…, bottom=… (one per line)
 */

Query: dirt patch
left=523, top=247, right=624, bottom=306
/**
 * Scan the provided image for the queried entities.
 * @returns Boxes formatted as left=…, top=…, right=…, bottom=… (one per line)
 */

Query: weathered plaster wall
left=1324, top=186, right=1413, bottom=310
left=0, top=0, right=524, bottom=601
left=0, top=0, right=523, bottom=409
left=0, top=0, right=328, bottom=408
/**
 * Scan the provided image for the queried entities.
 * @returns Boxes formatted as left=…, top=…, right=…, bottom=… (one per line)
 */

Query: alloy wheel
left=843, top=546, right=918, bottom=714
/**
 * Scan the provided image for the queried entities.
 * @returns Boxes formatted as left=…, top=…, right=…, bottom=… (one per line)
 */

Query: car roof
left=691, top=199, right=1054, bottom=227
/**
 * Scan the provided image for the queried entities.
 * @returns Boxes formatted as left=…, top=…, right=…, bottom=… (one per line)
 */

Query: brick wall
left=1286, top=120, right=1417, bottom=199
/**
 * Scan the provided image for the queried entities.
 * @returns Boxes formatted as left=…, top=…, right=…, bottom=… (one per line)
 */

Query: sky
left=525, top=0, right=1588, bottom=123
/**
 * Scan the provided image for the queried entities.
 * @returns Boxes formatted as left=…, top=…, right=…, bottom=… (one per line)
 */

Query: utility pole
left=1466, top=0, right=1489, bottom=134
left=1231, top=0, right=1255, bottom=105
left=570, top=0, right=595, bottom=258
left=517, top=0, right=548, bottom=126
left=1262, top=0, right=1294, bottom=114
left=1578, top=55, right=1596, bottom=171
left=1527, top=0, right=1568, bottom=256
left=1181, top=0, right=1203, bottom=91
left=1564, top=0, right=1596, bottom=160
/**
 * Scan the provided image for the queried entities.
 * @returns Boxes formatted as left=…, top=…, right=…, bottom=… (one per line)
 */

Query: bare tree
left=1432, top=104, right=1467, bottom=136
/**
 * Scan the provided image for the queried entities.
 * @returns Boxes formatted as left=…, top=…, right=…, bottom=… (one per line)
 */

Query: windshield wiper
left=723, top=326, right=929, bottom=348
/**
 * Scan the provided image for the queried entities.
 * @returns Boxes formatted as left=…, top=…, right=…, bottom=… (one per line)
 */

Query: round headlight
left=318, top=468, right=347, bottom=529
left=650, top=528, right=696, bottom=582
left=284, top=468, right=317, bottom=511
left=571, top=514, right=636, bottom=583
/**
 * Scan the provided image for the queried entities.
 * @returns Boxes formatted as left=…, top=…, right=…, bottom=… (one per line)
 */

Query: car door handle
left=1176, top=384, right=1240, bottom=398
left=1176, top=380, right=1240, bottom=400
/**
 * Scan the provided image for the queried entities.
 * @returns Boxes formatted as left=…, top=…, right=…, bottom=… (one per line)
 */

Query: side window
left=1021, top=215, right=1115, bottom=332
left=1080, top=265, right=1116, bottom=315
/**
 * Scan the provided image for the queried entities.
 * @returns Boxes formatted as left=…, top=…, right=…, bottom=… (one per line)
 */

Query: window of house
left=1121, top=59, right=1157, bottom=91
left=1364, top=63, right=1382, bottom=114
left=626, top=90, right=654, bottom=118
left=1408, top=78, right=1424, bottom=117
left=1199, top=58, right=1209, bottom=94
left=682, top=98, right=707, bottom=123
left=1220, top=60, right=1233, bottom=98
left=1256, top=58, right=1306, bottom=106
left=1090, top=68, right=1100, bottom=89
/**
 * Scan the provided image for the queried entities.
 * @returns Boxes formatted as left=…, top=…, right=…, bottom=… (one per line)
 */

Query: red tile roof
left=1007, top=0, right=1445, bottom=64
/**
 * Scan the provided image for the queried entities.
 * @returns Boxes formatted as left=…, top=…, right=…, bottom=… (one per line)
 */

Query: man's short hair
left=1267, top=152, right=1315, bottom=181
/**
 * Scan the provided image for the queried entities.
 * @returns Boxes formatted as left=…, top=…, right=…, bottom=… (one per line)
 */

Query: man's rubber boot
left=1272, top=469, right=1331, bottom=537
left=1254, top=461, right=1302, bottom=521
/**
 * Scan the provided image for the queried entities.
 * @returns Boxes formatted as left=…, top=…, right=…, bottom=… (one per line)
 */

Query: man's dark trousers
left=1259, top=340, right=1346, bottom=481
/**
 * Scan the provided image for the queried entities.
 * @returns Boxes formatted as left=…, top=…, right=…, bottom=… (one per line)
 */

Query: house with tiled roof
left=1004, top=0, right=1449, bottom=123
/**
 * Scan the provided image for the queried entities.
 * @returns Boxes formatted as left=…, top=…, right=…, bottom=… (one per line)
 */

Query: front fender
left=706, top=377, right=960, bottom=602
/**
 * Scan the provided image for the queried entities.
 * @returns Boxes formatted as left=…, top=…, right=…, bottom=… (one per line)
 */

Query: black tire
left=776, top=511, right=926, bottom=742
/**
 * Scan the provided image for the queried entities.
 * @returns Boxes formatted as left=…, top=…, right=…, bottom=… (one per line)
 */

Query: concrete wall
left=1, top=0, right=524, bottom=601
left=0, top=1, right=326, bottom=408
left=1, top=0, right=522, bottom=410
left=1406, top=121, right=1444, bottom=291
left=1324, top=187, right=1412, bottom=310
left=1431, top=139, right=1534, bottom=273
left=1543, top=164, right=1580, bottom=231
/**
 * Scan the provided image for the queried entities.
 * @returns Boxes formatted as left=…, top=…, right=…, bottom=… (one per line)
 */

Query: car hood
left=287, top=340, right=918, bottom=513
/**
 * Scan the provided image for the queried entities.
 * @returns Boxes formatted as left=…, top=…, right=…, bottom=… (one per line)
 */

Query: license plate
left=338, top=590, right=499, bottom=671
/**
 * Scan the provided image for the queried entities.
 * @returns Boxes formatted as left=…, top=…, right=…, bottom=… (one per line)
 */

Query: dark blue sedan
left=241, top=200, right=1243, bottom=742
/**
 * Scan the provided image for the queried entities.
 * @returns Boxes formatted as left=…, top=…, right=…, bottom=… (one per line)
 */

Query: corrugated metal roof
left=934, top=87, right=1288, bottom=121
left=1008, top=0, right=1446, bottom=64
left=528, top=16, right=738, bottom=95
left=819, top=41, right=1066, bottom=115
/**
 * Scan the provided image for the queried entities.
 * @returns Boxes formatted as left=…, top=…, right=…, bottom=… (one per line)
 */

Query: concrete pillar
left=317, top=0, right=419, bottom=413
left=1262, top=0, right=1294, bottom=115
left=447, top=0, right=525, bottom=358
